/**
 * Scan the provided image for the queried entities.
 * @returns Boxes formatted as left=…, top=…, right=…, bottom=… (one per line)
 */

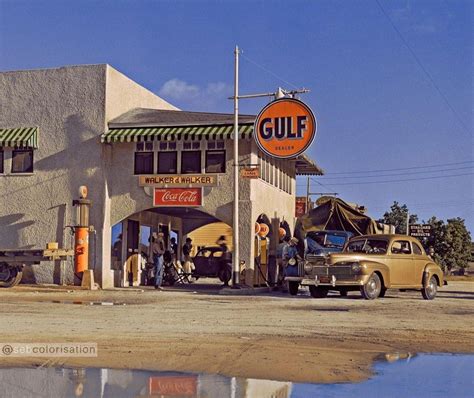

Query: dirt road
left=0, top=281, right=472, bottom=383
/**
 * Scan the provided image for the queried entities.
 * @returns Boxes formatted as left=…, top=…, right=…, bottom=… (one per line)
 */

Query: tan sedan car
left=301, top=234, right=444, bottom=300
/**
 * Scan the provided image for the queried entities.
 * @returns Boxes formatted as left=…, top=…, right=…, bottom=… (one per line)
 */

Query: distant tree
left=443, top=218, right=471, bottom=273
left=423, top=216, right=447, bottom=269
left=383, top=201, right=418, bottom=234
left=422, top=217, right=471, bottom=274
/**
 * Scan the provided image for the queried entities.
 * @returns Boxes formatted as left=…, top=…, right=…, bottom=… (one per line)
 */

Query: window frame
left=391, top=240, right=412, bottom=255
left=412, top=242, right=423, bottom=255
left=11, top=148, right=34, bottom=174
left=157, top=151, right=178, bottom=174
left=181, top=150, right=202, bottom=174
left=205, top=150, right=226, bottom=174
left=133, top=151, right=154, bottom=175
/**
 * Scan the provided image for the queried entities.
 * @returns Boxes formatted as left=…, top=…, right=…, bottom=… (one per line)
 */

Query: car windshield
left=346, top=239, right=388, bottom=254
left=306, top=232, right=347, bottom=249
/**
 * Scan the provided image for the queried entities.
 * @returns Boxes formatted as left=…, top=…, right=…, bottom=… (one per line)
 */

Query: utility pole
left=306, top=176, right=310, bottom=213
left=232, top=45, right=240, bottom=287
left=406, top=211, right=410, bottom=235
left=229, top=46, right=309, bottom=287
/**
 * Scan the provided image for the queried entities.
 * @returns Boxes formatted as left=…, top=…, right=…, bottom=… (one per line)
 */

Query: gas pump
left=72, top=186, right=92, bottom=282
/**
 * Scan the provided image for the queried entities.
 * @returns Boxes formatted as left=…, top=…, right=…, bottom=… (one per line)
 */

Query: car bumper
left=300, top=274, right=370, bottom=287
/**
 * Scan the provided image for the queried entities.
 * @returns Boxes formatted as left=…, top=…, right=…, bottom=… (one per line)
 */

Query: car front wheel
left=360, top=273, right=382, bottom=300
left=421, top=275, right=437, bottom=300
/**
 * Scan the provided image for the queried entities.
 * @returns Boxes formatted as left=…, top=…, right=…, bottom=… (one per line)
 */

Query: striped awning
left=101, top=124, right=253, bottom=143
left=0, top=127, right=38, bottom=148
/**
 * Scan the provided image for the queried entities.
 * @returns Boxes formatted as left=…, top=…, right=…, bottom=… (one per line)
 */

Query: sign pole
left=232, top=45, right=240, bottom=287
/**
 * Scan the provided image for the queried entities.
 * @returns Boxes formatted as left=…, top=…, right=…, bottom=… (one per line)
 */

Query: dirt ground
left=0, top=281, right=473, bottom=384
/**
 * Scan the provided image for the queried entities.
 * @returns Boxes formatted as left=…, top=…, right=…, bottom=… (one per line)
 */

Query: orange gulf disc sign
left=258, top=223, right=270, bottom=238
left=254, top=98, right=316, bottom=159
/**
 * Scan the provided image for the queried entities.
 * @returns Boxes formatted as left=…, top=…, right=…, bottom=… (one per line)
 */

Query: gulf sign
left=254, top=98, right=316, bottom=158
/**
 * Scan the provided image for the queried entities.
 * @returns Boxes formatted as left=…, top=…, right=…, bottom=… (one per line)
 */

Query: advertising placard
left=254, top=98, right=316, bottom=159
left=139, top=175, right=217, bottom=187
left=153, top=188, right=202, bottom=207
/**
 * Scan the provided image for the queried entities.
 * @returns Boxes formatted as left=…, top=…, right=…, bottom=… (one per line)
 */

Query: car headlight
left=288, top=258, right=297, bottom=266
left=351, top=263, right=362, bottom=273
left=304, top=263, right=313, bottom=273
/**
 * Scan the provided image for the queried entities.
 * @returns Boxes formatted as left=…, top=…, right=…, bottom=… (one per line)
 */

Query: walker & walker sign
left=254, top=98, right=316, bottom=159
left=154, top=188, right=202, bottom=207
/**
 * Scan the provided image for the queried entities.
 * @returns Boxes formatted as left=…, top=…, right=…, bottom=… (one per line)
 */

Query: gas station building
left=0, top=64, right=322, bottom=288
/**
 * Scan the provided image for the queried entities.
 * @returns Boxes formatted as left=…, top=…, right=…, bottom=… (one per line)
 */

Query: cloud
left=389, top=1, right=439, bottom=34
left=158, top=79, right=233, bottom=111
left=158, top=78, right=200, bottom=100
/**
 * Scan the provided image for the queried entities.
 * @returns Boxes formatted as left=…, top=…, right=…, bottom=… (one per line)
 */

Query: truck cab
left=285, top=230, right=353, bottom=295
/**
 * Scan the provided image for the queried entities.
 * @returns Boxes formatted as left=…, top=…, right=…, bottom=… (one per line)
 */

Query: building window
left=134, top=152, right=154, bottom=175
left=0, top=149, right=3, bottom=174
left=181, top=150, right=201, bottom=174
left=158, top=151, right=178, bottom=174
left=159, top=141, right=177, bottom=151
left=206, top=150, right=226, bottom=173
left=183, top=141, right=201, bottom=150
left=11, top=149, right=33, bottom=173
left=208, top=141, right=225, bottom=150
left=137, top=142, right=153, bottom=151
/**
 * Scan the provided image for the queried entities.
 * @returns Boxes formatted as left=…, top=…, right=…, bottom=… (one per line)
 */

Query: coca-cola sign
left=154, top=188, right=202, bottom=207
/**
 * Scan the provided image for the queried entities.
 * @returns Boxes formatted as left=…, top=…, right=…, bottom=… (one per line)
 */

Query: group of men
left=151, top=233, right=194, bottom=290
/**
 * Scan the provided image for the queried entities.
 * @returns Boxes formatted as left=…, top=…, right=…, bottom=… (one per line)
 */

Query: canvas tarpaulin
left=294, top=196, right=383, bottom=246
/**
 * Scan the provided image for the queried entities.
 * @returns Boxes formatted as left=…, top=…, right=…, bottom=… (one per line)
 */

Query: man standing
left=182, top=237, right=194, bottom=276
left=153, top=232, right=166, bottom=290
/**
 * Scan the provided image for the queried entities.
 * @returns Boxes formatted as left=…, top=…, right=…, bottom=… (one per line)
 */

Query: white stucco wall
left=0, top=65, right=179, bottom=287
left=1, top=64, right=299, bottom=288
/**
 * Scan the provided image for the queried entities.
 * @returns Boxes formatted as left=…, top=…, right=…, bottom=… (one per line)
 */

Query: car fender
left=423, top=263, right=444, bottom=287
left=359, top=261, right=391, bottom=287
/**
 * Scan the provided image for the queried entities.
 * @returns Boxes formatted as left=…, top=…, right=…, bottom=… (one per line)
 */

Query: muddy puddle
left=0, top=354, right=471, bottom=397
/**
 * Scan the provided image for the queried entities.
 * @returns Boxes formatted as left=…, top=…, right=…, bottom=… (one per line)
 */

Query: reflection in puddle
left=0, top=354, right=471, bottom=397
left=41, top=301, right=128, bottom=306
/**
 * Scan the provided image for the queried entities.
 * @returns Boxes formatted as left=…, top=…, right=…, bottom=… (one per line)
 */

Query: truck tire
left=288, top=281, right=299, bottom=296
left=309, top=286, right=329, bottom=298
left=0, top=264, right=23, bottom=288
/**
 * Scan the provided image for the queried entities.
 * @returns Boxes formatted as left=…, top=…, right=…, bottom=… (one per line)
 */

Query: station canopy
left=101, top=108, right=323, bottom=175
left=0, top=127, right=38, bottom=148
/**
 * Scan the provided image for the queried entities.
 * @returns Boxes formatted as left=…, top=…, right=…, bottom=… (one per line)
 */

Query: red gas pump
left=72, top=186, right=92, bottom=280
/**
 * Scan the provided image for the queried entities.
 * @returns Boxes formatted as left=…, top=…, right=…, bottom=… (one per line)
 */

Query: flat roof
left=108, top=108, right=255, bottom=128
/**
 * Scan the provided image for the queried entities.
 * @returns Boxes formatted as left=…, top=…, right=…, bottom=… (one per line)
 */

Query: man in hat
left=182, top=237, right=195, bottom=276
left=152, top=232, right=166, bottom=290
left=282, top=237, right=299, bottom=272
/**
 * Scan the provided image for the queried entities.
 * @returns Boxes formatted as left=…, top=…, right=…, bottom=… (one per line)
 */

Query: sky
left=1, top=0, right=472, bottom=233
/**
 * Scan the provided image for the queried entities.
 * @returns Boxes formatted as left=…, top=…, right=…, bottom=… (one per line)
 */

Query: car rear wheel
left=309, top=286, right=329, bottom=298
left=218, top=264, right=232, bottom=284
left=339, top=289, right=348, bottom=297
left=360, top=273, right=381, bottom=300
left=288, top=281, right=299, bottom=296
left=421, top=275, right=437, bottom=300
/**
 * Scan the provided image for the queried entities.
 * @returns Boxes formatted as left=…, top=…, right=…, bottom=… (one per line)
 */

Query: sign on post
left=153, top=188, right=202, bottom=207
left=295, top=197, right=307, bottom=217
left=254, top=98, right=317, bottom=159
left=240, top=167, right=260, bottom=179
left=409, top=224, right=432, bottom=238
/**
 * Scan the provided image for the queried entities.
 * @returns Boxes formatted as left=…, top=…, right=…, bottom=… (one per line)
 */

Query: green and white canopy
left=0, top=127, right=38, bottom=148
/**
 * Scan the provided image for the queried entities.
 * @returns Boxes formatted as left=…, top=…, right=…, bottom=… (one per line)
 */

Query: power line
left=240, top=53, right=301, bottom=90
left=319, top=165, right=474, bottom=180
left=323, top=160, right=474, bottom=175
left=374, top=0, right=471, bottom=135
left=317, top=172, right=474, bottom=186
